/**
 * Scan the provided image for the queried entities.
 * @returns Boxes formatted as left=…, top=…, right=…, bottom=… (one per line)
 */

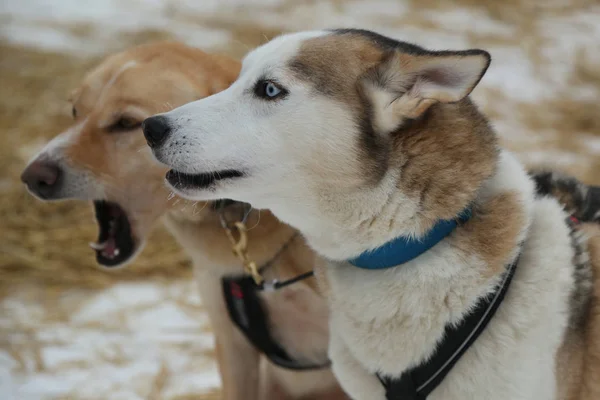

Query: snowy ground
left=1, top=0, right=599, bottom=399
left=1, top=281, right=220, bottom=399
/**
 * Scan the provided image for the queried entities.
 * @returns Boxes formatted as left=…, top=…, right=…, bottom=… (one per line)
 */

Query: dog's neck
left=268, top=151, right=531, bottom=266
left=321, top=151, right=535, bottom=376
left=264, top=171, right=462, bottom=262
left=163, top=197, right=299, bottom=273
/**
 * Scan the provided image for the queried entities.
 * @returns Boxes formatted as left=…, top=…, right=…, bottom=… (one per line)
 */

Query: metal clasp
left=220, top=204, right=264, bottom=285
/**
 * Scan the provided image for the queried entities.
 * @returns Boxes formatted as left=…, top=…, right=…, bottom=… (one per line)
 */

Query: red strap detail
left=231, top=282, right=244, bottom=299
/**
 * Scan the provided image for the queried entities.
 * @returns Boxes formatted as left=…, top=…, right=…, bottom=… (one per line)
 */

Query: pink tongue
left=102, top=237, right=117, bottom=257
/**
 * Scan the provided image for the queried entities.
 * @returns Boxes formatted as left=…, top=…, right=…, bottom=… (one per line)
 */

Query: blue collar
left=348, top=207, right=472, bottom=269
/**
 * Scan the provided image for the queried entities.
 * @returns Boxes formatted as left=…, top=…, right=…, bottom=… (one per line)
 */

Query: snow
left=0, top=0, right=233, bottom=55
left=1, top=282, right=219, bottom=400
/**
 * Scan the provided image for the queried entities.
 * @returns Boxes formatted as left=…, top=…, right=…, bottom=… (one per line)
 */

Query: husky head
left=144, top=29, right=498, bottom=259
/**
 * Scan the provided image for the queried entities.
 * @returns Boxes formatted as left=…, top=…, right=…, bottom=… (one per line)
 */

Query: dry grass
left=521, top=52, right=600, bottom=136
left=510, top=51, right=600, bottom=185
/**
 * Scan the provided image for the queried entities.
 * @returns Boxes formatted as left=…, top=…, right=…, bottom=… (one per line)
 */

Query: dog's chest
left=324, top=244, right=494, bottom=375
left=323, top=200, right=575, bottom=398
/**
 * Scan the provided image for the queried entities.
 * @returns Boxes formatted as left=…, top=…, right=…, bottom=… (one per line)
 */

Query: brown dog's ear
left=363, top=49, right=491, bottom=133
left=67, top=88, right=82, bottom=117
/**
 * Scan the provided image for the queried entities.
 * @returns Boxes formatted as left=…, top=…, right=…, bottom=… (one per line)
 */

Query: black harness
left=378, top=252, right=519, bottom=399
left=222, top=271, right=330, bottom=370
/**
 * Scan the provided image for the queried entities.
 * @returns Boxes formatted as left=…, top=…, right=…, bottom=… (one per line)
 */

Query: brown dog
left=21, top=42, right=347, bottom=400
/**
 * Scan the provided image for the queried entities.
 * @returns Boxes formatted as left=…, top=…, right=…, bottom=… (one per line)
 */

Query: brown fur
left=291, top=31, right=497, bottom=227
left=557, top=223, right=600, bottom=400
left=392, top=99, right=498, bottom=228
left=290, top=35, right=383, bottom=101
left=451, top=191, right=524, bottom=275
left=38, top=42, right=346, bottom=400
left=65, top=42, right=237, bottom=186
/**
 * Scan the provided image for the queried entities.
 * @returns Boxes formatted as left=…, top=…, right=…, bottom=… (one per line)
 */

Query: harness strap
left=222, top=272, right=330, bottom=370
left=379, top=252, right=519, bottom=399
left=259, top=271, right=315, bottom=292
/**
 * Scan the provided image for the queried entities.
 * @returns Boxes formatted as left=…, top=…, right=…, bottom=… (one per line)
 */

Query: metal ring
left=218, top=201, right=253, bottom=228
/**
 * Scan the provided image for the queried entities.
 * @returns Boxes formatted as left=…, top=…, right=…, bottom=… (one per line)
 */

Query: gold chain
left=223, top=221, right=264, bottom=285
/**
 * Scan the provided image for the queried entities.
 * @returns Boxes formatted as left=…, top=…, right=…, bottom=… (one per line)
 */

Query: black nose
left=21, top=160, right=62, bottom=199
left=142, top=116, right=171, bottom=148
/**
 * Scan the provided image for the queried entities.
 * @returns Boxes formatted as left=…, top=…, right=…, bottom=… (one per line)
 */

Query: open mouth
left=166, top=169, right=243, bottom=190
left=90, top=201, right=135, bottom=267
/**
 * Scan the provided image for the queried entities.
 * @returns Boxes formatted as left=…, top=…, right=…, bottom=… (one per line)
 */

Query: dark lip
left=92, top=200, right=136, bottom=267
left=166, top=169, right=244, bottom=190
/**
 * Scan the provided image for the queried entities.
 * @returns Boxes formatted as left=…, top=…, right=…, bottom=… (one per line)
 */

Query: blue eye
left=265, top=82, right=281, bottom=97
left=254, top=80, right=287, bottom=100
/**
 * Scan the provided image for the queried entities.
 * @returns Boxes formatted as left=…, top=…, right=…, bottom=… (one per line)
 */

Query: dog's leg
left=329, top=332, right=386, bottom=400
left=214, top=333, right=261, bottom=400
left=194, top=267, right=261, bottom=400
left=258, top=363, right=293, bottom=400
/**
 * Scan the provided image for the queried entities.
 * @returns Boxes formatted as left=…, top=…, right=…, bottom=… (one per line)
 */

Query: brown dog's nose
left=142, top=116, right=171, bottom=148
left=21, top=160, right=61, bottom=199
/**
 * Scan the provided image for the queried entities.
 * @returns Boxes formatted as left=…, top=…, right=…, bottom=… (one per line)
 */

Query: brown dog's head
left=21, top=42, right=240, bottom=267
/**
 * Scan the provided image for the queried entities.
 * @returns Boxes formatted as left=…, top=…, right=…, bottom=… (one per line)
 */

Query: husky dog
left=143, top=30, right=600, bottom=400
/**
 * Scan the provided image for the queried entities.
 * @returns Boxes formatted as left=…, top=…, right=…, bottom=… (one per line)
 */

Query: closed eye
left=253, top=79, right=288, bottom=100
left=108, top=116, right=142, bottom=133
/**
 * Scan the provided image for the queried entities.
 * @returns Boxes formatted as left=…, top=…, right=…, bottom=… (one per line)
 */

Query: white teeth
left=89, top=241, right=108, bottom=250
left=114, top=249, right=120, bottom=256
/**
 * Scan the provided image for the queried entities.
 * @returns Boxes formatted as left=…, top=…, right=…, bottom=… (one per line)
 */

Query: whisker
left=246, top=207, right=262, bottom=231
left=231, top=38, right=251, bottom=52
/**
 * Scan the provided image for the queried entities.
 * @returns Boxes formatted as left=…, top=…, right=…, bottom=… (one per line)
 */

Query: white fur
left=324, top=153, right=573, bottom=399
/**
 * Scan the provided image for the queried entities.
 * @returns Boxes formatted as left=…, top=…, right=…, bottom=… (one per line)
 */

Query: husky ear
left=363, top=49, right=491, bottom=133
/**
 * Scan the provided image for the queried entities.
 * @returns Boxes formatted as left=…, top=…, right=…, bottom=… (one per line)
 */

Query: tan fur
left=392, top=100, right=498, bottom=227
left=291, top=35, right=383, bottom=102
left=34, top=42, right=345, bottom=400
left=292, top=34, right=497, bottom=232
left=451, top=191, right=524, bottom=273
left=557, top=223, right=600, bottom=400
